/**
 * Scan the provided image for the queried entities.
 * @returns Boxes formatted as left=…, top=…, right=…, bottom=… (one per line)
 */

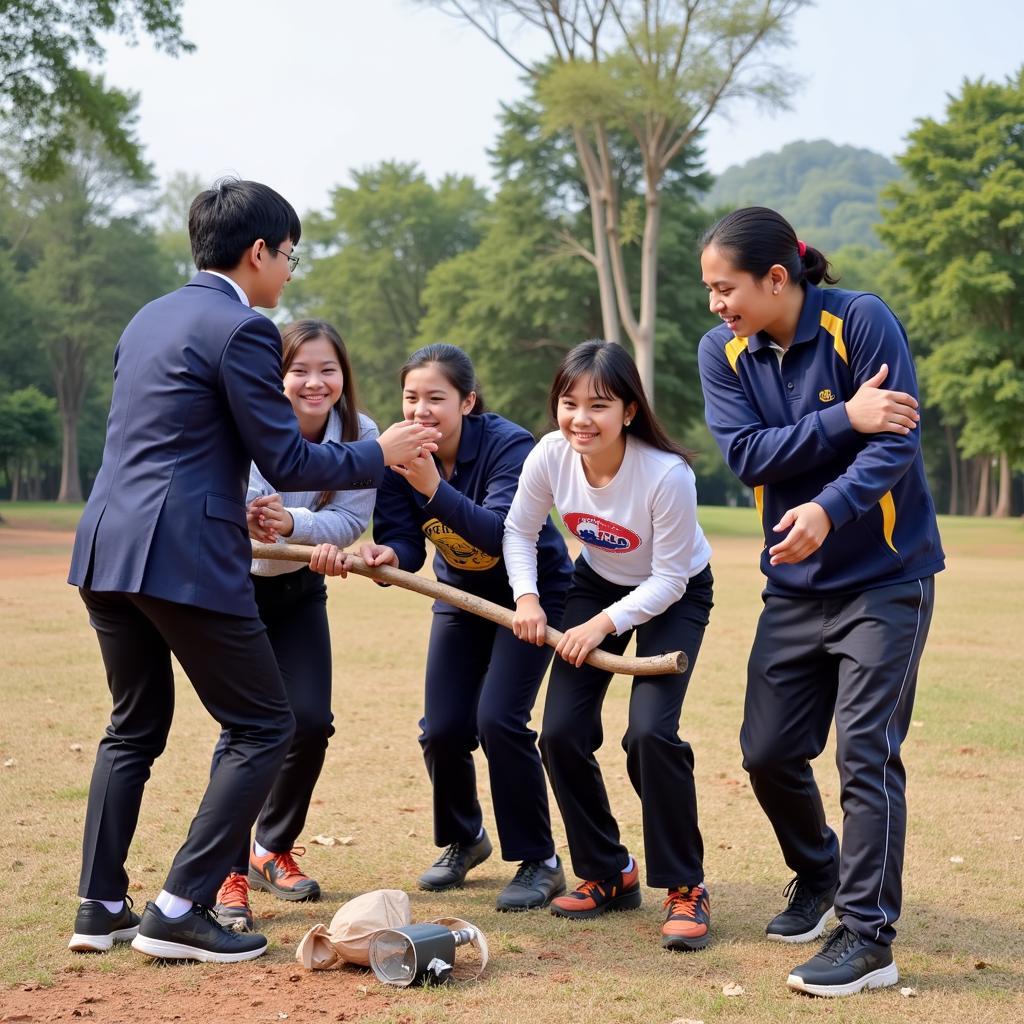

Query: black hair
left=549, top=340, right=692, bottom=463
left=701, top=206, right=838, bottom=286
left=400, top=343, right=486, bottom=415
left=188, top=177, right=301, bottom=271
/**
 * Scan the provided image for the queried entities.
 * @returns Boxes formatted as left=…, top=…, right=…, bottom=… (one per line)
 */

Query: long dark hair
left=701, top=206, right=838, bottom=286
left=549, top=340, right=692, bottom=464
left=400, top=343, right=486, bottom=415
left=281, top=319, right=361, bottom=510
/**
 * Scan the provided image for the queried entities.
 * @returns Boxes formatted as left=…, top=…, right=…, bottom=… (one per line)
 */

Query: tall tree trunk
left=994, top=451, right=1012, bottom=517
left=972, top=456, right=990, bottom=517
left=53, top=341, right=86, bottom=503
left=11, top=458, right=22, bottom=502
left=944, top=424, right=959, bottom=515
left=573, top=128, right=620, bottom=345
left=58, top=409, right=82, bottom=502
left=632, top=181, right=661, bottom=404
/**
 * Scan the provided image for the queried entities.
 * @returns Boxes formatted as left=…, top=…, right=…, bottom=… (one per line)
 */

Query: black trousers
left=77, top=589, right=295, bottom=907
left=419, top=585, right=566, bottom=862
left=211, top=568, right=334, bottom=873
left=741, top=577, right=935, bottom=945
left=540, top=559, right=713, bottom=889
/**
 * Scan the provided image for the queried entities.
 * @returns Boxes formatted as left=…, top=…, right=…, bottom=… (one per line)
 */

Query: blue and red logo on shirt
left=562, top=512, right=641, bottom=553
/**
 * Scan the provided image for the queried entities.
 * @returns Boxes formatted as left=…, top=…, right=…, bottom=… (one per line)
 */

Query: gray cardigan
left=248, top=407, right=379, bottom=577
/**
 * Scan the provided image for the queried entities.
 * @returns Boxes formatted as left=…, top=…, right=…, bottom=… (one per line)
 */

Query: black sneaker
left=495, top=857, right=567, bottom=912
left=130, top=901, right=268, bottom=963
left=68, top=896, right=141, bottom=952
left=787, top=923, right=898, bottom=997
left=766, top=876, right=837, bottom=943
left=418, top=832, right=493, bottom=891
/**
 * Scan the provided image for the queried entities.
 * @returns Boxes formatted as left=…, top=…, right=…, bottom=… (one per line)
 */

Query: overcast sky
left=99, top=0, right=1024, bottom=215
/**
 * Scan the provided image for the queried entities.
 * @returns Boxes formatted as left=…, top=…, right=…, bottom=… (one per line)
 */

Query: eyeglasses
left=268, top=246, right=300, bottom=272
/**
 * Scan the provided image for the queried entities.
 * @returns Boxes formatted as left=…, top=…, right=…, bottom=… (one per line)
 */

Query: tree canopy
left=0, top=0, right=191, bottom=179
left=879, top=68, right=1024, bottom=516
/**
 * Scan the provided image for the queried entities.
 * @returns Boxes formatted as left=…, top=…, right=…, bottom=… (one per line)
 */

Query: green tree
left=289, top=162, right=488, bottom=422
left=14, top=136, right=173, bottom=500
left=422, top=0, right=808, bottom=399
left=879, top=69, right=1024, bottom=517
left=155, top=170, right=204, bottom=284
left=0, top=1, right=192, bottom=179
left=419, top=92, right=717, bottom=441
left=0, top=386, right=59, bottom=499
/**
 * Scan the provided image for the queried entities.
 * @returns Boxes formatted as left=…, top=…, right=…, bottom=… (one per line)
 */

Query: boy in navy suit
left=67, top=179, right=438, bottom=962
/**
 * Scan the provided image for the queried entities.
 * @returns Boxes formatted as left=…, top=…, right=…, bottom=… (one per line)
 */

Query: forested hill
left=705, top=140, right=901, bottom=251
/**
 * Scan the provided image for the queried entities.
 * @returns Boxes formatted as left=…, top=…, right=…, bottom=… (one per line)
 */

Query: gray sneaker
left=418, top=832, right=493, bottom=891
left=496, top=857, right=567, bottom=912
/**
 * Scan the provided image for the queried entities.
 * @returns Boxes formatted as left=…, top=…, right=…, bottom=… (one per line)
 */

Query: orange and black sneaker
left=214, top=871, right=254, bottom=932
left=248, top=845, right=321, bottom=902
left=661, top=883, right=711, bottom=951
left=550, top=859, right=641, bottom=920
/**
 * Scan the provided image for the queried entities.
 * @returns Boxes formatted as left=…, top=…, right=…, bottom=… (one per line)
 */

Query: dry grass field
left=0, top=503, right=1021, bottom=1023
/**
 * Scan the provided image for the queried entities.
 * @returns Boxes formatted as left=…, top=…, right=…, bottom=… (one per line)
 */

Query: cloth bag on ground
left=296, top=889, right=412, bottom=969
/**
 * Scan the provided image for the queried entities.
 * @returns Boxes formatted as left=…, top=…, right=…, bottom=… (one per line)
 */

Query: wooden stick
left=251, top=542, right=687, bottom=677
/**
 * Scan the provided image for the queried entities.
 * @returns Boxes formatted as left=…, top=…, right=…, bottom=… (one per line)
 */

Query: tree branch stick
left=252, top=542, right=687, bottom=677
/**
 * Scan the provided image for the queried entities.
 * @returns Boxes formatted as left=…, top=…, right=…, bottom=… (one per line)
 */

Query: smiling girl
left=697, top=206, right=943, bottom=997
left=332, top=343, right=574, bottom=912
left=503, top=340, right=714, bottom=951
left=210, top=319, right=380, bottom=931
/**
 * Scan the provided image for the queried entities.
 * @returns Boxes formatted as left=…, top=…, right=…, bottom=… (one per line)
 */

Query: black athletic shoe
left=766, top=876, right=837, bottom=943
left=418, top=832, right=493, bottom=891
left=495, top=857, right=567, bottom=912
left=787, top=923, right=898, bottom=997
left=68, top=896, right=141, bottom=952
left=130, top=901, right=268, bottom=963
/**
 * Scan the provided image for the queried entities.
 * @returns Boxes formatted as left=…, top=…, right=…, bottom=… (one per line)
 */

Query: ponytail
left=701, top=206, right=838, bottom=286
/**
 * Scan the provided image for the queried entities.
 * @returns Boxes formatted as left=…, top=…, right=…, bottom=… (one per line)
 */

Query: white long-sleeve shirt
left=503, top=431, right=712, bottom=635
left=248, top=408, right=379, bottom=577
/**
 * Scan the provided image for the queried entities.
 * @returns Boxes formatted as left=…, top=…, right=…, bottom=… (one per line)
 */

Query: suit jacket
left=69, top=272, right=385, bottom=616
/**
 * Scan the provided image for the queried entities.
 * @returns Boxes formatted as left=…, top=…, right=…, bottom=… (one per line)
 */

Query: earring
left=624, top=418, right=631, bottom=426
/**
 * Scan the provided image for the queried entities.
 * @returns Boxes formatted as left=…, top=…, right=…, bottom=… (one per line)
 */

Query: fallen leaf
left=311, top=835, right=337, bottom=846
left=3, top=758, right=15, bottom=768
left=288, top=974, right=301, bottom=983
left=537, top=951, right=563, bottom=960
left=900, top=986, right=917, bottom=998
left=69, top=743, right=83, bottom=753
left=407, top=830, right=417, bottom=837
left=974, top=960, right=990, bottom=970
left=722, top=982, right=744, bottom=997
left=950, top=855, right=964, bottom=864
left=1012, top=835, right=1022, bottom=842
left=338, top=836, right=355, bottom=845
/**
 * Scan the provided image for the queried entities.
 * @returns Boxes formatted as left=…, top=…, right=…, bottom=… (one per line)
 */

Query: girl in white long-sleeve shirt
left=503, top=340, right=714, bottom=951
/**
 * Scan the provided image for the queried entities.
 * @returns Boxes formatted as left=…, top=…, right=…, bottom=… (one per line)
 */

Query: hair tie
left=797, top=240, right=807, bottom=258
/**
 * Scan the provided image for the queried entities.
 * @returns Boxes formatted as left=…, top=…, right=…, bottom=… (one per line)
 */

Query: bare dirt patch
left=0, top=528, right=75, bottom=579
left=0, top=963, right=390, bottom=1023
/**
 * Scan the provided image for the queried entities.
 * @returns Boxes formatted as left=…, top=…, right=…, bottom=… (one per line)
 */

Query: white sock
left=543, top=855, right=559, bottom=869
left=253, top=840, right=272, bottom=858
left=622, top=855, right=634, bottom=875
left=155, top=890, right=193, bottom=918
left=80, top=896, right=123, bottom=914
